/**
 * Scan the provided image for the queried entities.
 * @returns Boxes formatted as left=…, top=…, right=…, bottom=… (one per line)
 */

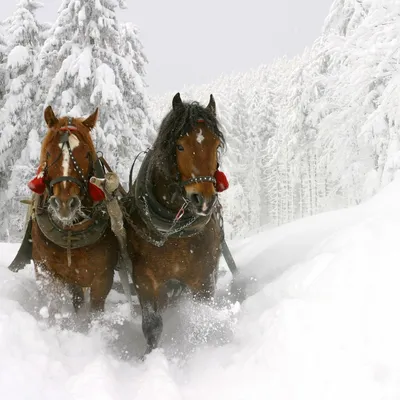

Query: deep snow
left=2, top=177, right=400, bottom=399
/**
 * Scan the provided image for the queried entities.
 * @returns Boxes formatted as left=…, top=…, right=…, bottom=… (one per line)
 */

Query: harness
left=122, top=115, right=229, bottom=247
left=35, top=197, right=109, bottom=250
left=122, top=149, right=217, bottom=247
left=181, top=175, right=216, bottom=186
left=47, top=118, right=89, bottom=195
left=29, top=117, right=105, bottom=201
left=29, top=117, right=110, bottom=262
left=178, top=119, right=217, bottom=187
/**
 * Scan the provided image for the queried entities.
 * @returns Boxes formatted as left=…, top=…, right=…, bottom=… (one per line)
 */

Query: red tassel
left=89, top=182, right=106, bottom=202
left=214, top=170, right=229, bottom=192
left=28, top=176, right=46, bottom=194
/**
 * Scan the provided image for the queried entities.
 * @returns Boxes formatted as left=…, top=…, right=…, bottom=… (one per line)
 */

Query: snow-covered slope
left=2, top=176, right=400, bottom=399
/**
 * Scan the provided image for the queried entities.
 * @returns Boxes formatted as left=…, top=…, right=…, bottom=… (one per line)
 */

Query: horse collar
left=133, top=152, right=212, bottom=240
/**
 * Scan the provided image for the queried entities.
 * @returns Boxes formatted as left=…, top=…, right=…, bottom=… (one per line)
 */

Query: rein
left=128, top=149, right=148, bottom=193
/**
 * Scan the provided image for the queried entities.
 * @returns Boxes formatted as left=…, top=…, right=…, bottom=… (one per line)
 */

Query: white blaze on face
left=59, top=133, right=80, bottom=188
left=196, top=128, right=204, bottom=144
left=191, top=166, right=200, bottom=176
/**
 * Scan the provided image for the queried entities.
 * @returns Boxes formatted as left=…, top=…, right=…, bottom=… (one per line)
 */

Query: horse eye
left=177, top=144, right=184, bottom=152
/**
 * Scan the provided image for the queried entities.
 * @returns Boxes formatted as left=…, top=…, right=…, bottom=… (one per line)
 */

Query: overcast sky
left=1, top=0, right=333, bottom=95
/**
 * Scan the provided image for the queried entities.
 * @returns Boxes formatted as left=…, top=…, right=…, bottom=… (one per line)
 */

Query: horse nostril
left=49, top=196, right=61, bottom=210
left=67, top=196, right=80, bottom=211
left=190, top=193, right=203, bottom=206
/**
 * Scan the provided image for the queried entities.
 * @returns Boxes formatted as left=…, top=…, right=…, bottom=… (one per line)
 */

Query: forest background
left=0, top=0, right=397, bottom=240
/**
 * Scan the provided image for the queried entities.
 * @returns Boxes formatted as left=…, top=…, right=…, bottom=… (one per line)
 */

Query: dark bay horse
left=30, top=107, right=118, bottom=316
left=124, top=93, right=225, bottom=354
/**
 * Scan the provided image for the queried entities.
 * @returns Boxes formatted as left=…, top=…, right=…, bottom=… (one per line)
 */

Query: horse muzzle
left=48, top=195, right=81, bottom=225
left=188, top=192, right=217, bottom=216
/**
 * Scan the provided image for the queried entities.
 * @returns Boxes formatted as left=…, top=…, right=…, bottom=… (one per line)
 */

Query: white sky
left=1, top=0, right=334, bottom=95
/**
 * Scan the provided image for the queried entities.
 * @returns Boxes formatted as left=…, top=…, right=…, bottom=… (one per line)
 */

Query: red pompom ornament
left=28, top=167, right=46, bottom=194
left=214, top=169, right=229, bottom=192
left=88, top=182, right=106, bottom=202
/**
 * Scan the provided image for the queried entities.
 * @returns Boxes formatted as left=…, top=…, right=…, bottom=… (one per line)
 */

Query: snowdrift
left=2, top=177, right=400, bottom=399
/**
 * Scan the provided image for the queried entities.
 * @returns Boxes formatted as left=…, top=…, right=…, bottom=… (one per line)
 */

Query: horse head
left=156, top=93, right=225, bottom=216
left=36, top=106, right=102, bottom=226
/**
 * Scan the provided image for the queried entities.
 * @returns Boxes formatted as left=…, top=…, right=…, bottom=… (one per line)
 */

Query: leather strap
left=35, top=208, right=109, bottom=250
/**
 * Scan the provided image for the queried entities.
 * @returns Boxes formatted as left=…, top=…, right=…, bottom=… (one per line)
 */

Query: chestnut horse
left=30, top=107, right=118, bottom=316
left=123, top=93, right=225, bottom=354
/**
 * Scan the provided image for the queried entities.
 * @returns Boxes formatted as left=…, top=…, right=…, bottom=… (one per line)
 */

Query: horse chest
left=34, top=250, right=98, bottom=285
left=32, top=222, right=117, bottom=286
left=130, top=222, right=221, bottom=282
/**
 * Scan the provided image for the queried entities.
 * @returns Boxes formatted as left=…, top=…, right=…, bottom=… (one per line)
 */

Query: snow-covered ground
left=2, top=177, right=400, bottom=400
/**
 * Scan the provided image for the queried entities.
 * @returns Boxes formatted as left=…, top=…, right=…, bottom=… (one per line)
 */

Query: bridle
left=124, top=151, right=213, bottom=247
left=46, top=117, right=91, bottom=196
left=132, top=121, right=219, bottom=239
left=176, top=118, right=217, bottom=190
left=181, top=175, right=216, bottom=187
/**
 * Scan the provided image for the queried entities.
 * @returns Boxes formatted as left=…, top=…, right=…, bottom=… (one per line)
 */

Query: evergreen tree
left=0, top=0, right=43, bottom=240
left=0, top=23, right=8, bottom=107
left=38, top=0, right=153, bottom=185
left=324, top=0, right=370, bottom=37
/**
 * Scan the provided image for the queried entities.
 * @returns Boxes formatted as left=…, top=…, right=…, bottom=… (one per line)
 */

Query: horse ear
left=44, top=106, right=58, bottom=128
left=82, top=108, right=99, bottom=130
left=206, top=94, right=216, bottom=116
left=172, top=93, right=183, bottom=111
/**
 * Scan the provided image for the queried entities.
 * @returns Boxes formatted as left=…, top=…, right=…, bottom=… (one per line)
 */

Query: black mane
left=151, top=101, right=225, bottom=178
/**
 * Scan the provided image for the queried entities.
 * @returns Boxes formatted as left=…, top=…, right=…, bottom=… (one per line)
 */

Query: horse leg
left=136, top=281, right=163, bottom=355
left=89, top=270, right=113, bottom=314
left=142, top=299, right=163, bottom=355
left=68, top=284, right=84, bottom=312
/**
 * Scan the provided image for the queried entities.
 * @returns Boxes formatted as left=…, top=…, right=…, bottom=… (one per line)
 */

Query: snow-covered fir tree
left=38, top=0, right=153, bottom=185
left=0, top=0, right=44, bottom=240
left=0, top=23, right=7, bottom=107
left=1, top=0, right=399, bottom=241
left=152, top=0, right=400, bottom=239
